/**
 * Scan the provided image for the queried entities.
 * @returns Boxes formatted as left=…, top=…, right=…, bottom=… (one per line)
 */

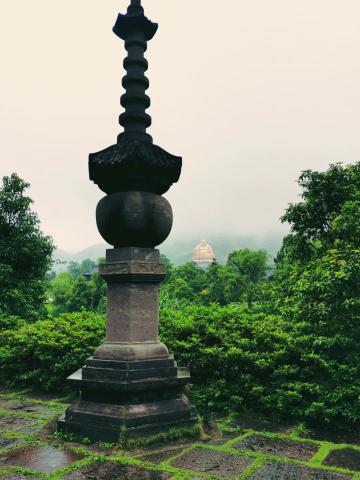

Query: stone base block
left=57, top=356, right=197, bottom=442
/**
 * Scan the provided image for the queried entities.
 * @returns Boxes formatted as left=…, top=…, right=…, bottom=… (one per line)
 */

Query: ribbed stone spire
left=128, top=0, right=143, bottom=14
left=113, top=0, right=158, bottom=144
left=89, top=0, right=182, bottom=196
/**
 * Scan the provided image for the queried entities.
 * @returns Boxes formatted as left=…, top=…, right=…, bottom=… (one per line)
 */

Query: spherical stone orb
left=96, top=191, right=173, bottom=248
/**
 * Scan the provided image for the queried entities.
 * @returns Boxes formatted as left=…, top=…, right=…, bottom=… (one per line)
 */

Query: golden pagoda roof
left=193, top=240, right=215, bottom=263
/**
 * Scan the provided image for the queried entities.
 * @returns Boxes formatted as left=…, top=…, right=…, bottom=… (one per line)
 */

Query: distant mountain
left=52, top=244, right=109, bottom=273
left=52, top=233, right=284, bottom=272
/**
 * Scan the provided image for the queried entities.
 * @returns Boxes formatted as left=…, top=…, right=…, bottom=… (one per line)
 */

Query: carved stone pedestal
left=57, top=248, right=196, bottom=442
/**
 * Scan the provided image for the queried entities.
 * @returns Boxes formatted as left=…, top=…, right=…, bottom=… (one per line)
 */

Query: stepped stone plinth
left=58, top=248, right=196, bottom=441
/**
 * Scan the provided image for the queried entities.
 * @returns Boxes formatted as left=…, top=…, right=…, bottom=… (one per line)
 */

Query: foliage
left=160, top=250, right=269, bottom=308
left=2, top=162, right=360, bottom=432
left=273, top=162, right=360, bottom=427
left=0, top=311, right=105, bottom=391
left=226, top=249, right=269, bottom=307
left=160, top=162, right=360, bottom=430
left=49, top=273, right=73, bottom=315
left=67, top=259, right=97, bottom=278
left=49, top=264, right=106, bottom=316
left=0, top=174, right=54, bottom=322
left=160, top=299, right=360, bottom=430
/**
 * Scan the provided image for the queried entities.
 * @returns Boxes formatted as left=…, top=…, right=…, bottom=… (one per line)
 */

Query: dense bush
left=160, top=303, right=360, bottom=430
left=0, top=174, right=54, bottom=322
left=0, top=312, right=105, bottom=392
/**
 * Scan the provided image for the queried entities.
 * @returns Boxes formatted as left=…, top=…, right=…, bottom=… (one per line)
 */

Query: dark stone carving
left=89, top=141, right=182, bottom=195
left=58, top=0, right=195, bottom=442
left=89, top=0, right=182, bottom=196
left=58, top=356, right=197, bottom=442
left=96, top=191, right=173, bottom=248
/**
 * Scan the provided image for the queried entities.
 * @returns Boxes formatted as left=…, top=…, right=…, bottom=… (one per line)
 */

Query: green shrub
left=0, top=311, right=105, bottom=392
left=160, top=303, right=360, bottom=430
left=160, top=304, right=288, bottom=415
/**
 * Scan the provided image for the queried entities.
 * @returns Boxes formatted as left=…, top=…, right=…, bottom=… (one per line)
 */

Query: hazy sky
left=1, top=0, right=359, bottom=251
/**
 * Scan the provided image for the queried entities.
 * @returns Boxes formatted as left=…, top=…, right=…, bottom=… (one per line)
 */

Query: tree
left=272, top=162, right=360, bottom=426
left=0, top=174, right=54, bottom=322
left=67, top=275, right=97, bottom=312
left=226, top=249, right=269, bottom=307
left=67, top=259, right=97, bottom=278
left=205, top=261, right=230, bottom=306
left=49, top=272, right=73, bottom=315
left=160, top=262, right=207, bottom=305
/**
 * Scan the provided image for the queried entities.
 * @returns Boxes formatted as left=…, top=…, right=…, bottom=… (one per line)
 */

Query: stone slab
left=86, top=356, right=175, bottom=370
left=0, top=436, right=24, bottom=451
left=0, top=445, right=83, bottom=473
left=226, top=414, right=294, bottom=435
left=209, top=432, right=242, bottom=446
left=170, top=447, right=253, bottom=478
left=0, top=415, right=38, bottom=434
left=67, top=368, right=190, bottom=393
left=249, top=462, right=352, bottom=479
left=63, top=460, right=171, bottom=479
left=0, top=475, right=43, bottom=479
left=141, top=447, right=186, bottom=464
left=58, top=412, right=197, bottom=443
left=324, top=448, right=360, bottom=471
left=233, top=435, right=319, bottom=460
left=0, top=402, right=56, bottom=418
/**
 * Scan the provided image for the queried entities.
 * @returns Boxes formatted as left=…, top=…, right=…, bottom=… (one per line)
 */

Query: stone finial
left=128, top=0, right=143, bottom=14
left=113, top=1, right=158, bottom=144
left=89, top=1, right=181, bottom=197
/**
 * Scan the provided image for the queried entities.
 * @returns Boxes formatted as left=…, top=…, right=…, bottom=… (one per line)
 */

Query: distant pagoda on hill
left=193, top=240, right=216, bottom=269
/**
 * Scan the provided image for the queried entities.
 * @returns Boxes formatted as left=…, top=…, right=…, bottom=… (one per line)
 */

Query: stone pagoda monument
left=58, top=0, right=196, bottom=442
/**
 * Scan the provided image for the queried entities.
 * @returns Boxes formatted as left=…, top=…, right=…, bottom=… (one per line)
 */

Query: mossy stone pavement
left=1, top=391, right=360, bottom=479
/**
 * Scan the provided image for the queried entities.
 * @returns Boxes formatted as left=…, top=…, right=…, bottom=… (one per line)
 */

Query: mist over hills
left=52, top=233, right=284, bottom=273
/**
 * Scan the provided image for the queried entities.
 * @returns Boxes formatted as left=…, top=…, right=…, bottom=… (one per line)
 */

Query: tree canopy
left=0, top=174, right=54, bottom=322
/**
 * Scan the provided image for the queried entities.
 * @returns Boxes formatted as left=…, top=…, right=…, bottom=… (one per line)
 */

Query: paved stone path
left=0, top=390, right=360, bottom=479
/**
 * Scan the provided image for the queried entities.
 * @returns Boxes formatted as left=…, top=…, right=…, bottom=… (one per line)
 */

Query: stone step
left=57, top=413, right=197, bottom=443
left=66, top=405, right=194, bottom=429
left=86, top=356, right=176, bottom=371
left=82, top=365, right=178, bottom=381
left=65, top=396, right=193, bottom=428
left=67, top=368, right=190, bottom=394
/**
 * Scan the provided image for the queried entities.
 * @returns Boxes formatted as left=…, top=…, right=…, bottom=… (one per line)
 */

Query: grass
left=0, top=391, right=360, bottom=479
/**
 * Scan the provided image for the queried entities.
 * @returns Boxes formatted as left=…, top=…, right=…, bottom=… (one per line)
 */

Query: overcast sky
left=1, top=0, right=359, bottom=251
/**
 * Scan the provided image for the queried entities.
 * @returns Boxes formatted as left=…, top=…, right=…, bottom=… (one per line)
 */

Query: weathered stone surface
left=209, top=431, right=242, bottom=446
left=0, top=415, right=38, bottom=433
left=0, top=435, right=24, bottom=450
left=170, top=448, right=253, bottom=478
left=249, top=462, right=352, bottom=479
left=93, top=248, right=169, bottom=361
left=101, top=284, right=160, bottom=343
left=0, top=445, right=83, bottom=473
left=141, top=447, right=186, bottom=464
left=93, top=342, right=170, bottom=362
left=0, top=475, right=42, bottom=479
left=66, top=367, right=190, bottom=394
left=89, top=141, right=182, bottom=195
left=63, top=461, right=171, bottom=479
left=226, top=414, right=294, bottom=435
left=233, top=435, right=319, bottom=460
left=96, top=192, right=173, bottom=248
left=0, top=402, right=56, bottom=418
left=324, top=447, right=360, bottom=471
left=59, top=0, right=194, bottom=442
